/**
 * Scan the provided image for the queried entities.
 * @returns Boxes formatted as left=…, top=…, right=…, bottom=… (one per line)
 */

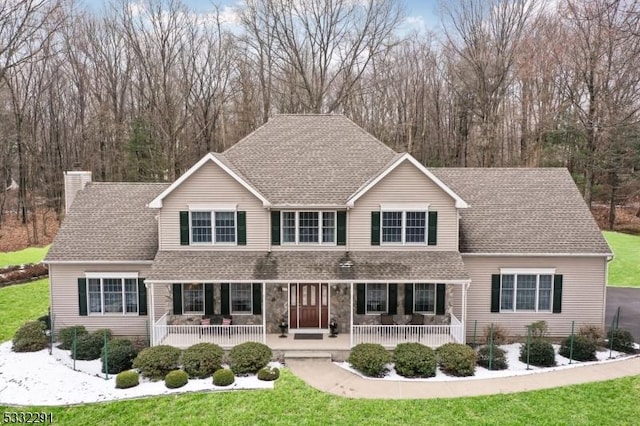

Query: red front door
left=289, top=283, right=329, bottom=328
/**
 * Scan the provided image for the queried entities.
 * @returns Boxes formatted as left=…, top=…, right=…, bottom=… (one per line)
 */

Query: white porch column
left=462, top=282, right=470, bottom=344
left=148, top=281, right=155, bottom=346
left=349, top=282, right=354, bottom=348
left=262, top=282, right=267, bottom=343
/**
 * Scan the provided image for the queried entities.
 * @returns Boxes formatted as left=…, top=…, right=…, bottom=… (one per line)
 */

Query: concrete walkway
left=286, top=356, right=640, bottom=399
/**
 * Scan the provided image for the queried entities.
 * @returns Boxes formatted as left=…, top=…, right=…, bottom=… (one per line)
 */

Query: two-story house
left=44, top=115, right=611, bottom=351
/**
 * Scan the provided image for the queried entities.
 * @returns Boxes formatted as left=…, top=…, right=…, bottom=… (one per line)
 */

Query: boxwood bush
left=437, top=343, right=476, bottom=377
left=133, top=345, right=182, bottom=380
left=519, top=339, right=556, bottom=367
left=393, top=343, right=436, bottom=378
left=608, top=329, right=636, bottom=354
left=559, top=335, right=597, bottom=361
left=348, top=343, right=390, bottom=377
left=229, top=342, right=272, bottom=375
left=213, top=368, right=235, bottom=386
left=58, top=326, right=88, bottom=350
left=72, top=329, right=112, bottom=360
left=182, top=343, right=224, bottom=378
left=164, top=370, right=189, bottom=389
left=476, top=345, right=508, bottom=370
left=102, top=339, right=137, bottom=374
left=257, top=366, right=280, bottom=381
left=12, top=321, right=48, bottom=352
left=115, top=370, right=139, bottom=389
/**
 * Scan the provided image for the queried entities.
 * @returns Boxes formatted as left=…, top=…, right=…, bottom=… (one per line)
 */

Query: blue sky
left=78, top=0, right=445, bottom=33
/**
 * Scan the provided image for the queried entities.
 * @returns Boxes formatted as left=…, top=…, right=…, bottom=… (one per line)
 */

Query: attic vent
left=339, top=260, right=354, bottom=268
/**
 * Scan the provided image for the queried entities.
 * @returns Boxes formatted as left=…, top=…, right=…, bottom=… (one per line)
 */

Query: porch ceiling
left=148, top=250, right=469, bottom=282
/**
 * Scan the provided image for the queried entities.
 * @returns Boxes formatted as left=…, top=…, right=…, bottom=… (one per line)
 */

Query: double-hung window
left=190, top=210, right=236, bottom=244
left=381, top=208, right=427, bottom=244
left=365, top=283, right=388, bottom=314
left=281, top=211, right=335, bottom=244
left=87, top=274, right=138, bottom=315
left=182, top=283, right=204, bottom=313
left=414, top=283, right=436, bottom=313
left=500, top=270, right=554, bottom=312
left=230, top=283, right=252, bottom=314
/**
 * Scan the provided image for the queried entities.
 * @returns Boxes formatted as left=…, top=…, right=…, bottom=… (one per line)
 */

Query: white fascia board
left=380, top=203, right=430, bottom=211
left=147, top=153, right=271, bottom=208
left=144, top=279, right=471, bottom=284
left=86, top=272, right=139, bottom=279
left=346, top=153, right=469, bottom=209
left=461, top=253, right=613, bottom=258
left=44, top=260, right=154, bottom=265
left=188, top=203, right=238, bottom=211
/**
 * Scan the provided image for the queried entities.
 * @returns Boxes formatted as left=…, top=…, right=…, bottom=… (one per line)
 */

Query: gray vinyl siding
left=349, top=161, right=459, bottom=251
left=49, top=263, right=166, bottom=338
left=454, top=256, right=607, bottom=339
left=159, top=161, right=269, bottom=250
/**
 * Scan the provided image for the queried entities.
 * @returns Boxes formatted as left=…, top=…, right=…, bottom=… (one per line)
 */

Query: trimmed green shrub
left=58, top=326, right=88, bottom=350
left=182, top=343, right=224, bottom=378
left=437, top=343, right=476, bottom=377
left=348, top=343, right=390, bottom=377
left=608, top=329, right=636, bottom=354
left=229, top=342, right=272, bottom=375
left=257, top=366, right=280, bottom=381
left=165, top=370, right=189, bottom=389
left=102, top=339, right=138, bottom=374
left=213, top=368, right=235, bottom=386
left=115, top=370, right=139, bottom=389
left=12, top=321, right=47, bottom=352
left=37, top=314, right=51, bottom=330
left=519, top=339, right=556, bottom=367
left=476, top=346, right=508, bottom=370
left=559, top=335, right=597, bottom=361
left=133, top=345, right=182, bottom=380
left=393, top=343, right=436, bottom=378
left=73, top=329, right=111, bottom=360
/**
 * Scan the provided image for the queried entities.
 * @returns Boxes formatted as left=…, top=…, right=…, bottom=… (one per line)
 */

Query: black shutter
left=180, top=211, right=189, bottom=245
left=252, top=283, right=262, bottom=315
left=204, top=283, right=214, bottom=315
left=436, top=284, right=446, bottom=315
left=337, top=211, right=347, bottom=246
left=388, top=284, right=397, bottom=315
left=221, top=283, right=230, bottom=315
left=428, top=211, right=438, bottom=245
left=237, top=211, right=247, bottom=245
left=371, top=212, right=380, bottom=246
left=491, top=275, right=500, bottom=313
left=271, top=211, right=280, bottom=245
left=553, top=275, right=563, bottom=313
left=172, top=284, right=183, bottom=315
left=78, top=278, right=87, bottom=316
left=138, top=278, right=147, bottom=316
left=356, top=284, right=365, bottom=314
left=404, top=283, right=414, bottom=315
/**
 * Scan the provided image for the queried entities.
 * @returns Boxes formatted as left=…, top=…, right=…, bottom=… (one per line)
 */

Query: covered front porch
left=147, top=250, right=470, bottom=350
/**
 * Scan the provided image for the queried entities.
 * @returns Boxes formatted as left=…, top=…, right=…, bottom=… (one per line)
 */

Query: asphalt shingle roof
left=148, top=251, right=469, bottom=282
left=45, top=183, right=168, bottom=262
left=223, top=114, right=397, bottom=205
left=432, top=168, right=612, bottom=255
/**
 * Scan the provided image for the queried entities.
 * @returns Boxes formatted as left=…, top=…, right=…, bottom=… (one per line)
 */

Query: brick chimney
left=64, top=170, right=92, bottom=213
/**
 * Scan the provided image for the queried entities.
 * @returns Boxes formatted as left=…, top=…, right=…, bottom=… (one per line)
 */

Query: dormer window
left=371, top=204, right=437, bottom=246
left=281, top=211, right=336, bottom=245
left=190, top=211, right=236, bottom=244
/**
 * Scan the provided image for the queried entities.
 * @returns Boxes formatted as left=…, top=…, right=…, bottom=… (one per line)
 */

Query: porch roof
left=147, top=251, right=469, bottom=283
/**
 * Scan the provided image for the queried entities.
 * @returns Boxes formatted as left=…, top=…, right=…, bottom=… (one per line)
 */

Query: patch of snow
left=337, top=343, right=634, bottom=381
left=0, top=342, right=275, bottom=406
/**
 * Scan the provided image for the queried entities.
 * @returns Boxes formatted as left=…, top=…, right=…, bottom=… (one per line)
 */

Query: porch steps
left=284, top=351, right=332, bottom=361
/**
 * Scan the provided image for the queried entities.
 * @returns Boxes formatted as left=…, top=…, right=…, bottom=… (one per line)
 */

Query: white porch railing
left=351, top=313, right=464, bottom=348
left=153, top=317, right=265, bottom=348
left=153, top=312, right=169, bottom=346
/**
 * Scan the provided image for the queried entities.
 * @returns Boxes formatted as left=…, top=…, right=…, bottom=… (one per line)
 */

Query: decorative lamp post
left=279, top=319, right=288, bottom=338
left=329, top=319, right=338, bottom=338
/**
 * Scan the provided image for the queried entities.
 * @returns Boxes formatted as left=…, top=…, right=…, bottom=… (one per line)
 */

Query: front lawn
left=0, top=279, right=49, bottom=342
left=0, top=370, right=639, bottom=425
left=604, top=232, right=640, bottom=287
left=0, top=245, right=49, bottom=268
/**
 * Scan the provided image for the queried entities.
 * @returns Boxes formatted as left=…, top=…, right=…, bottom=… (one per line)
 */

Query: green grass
left=1, top=371, right=639, bottom=425
left=0, top=278, right=49, bottom=342
left=604, top=231, right=640, bottom=287
left=0, top=245, right=49, bottom=268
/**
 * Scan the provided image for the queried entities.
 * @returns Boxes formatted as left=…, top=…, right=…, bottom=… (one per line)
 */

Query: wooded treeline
left=1, top=0, right=639, bottom=234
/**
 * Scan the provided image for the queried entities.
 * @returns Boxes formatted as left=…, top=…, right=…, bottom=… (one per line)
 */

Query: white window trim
left=380, top=210, right=428, bottom=245
left=230, top=283, right=253, bottom=315
left=281, top=211, right=337, bottom=245
left=86, top=276, right=138, bottom=316
left=413, top=283, right=436, bottom=315
left=499, top=272, right=555, bottom=313
left=182, top=283, right=205, bottom=315
left=365, top=283, right=388, bottom=315
left=189, top=210, right=238, bottom=246
left=188, top=203, right=237, bottom=211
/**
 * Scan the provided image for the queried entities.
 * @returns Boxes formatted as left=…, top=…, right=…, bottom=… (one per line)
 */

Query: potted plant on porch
left=329, top=319, right=338, bottom=338
left=278, top=319, right=288, bottom=338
